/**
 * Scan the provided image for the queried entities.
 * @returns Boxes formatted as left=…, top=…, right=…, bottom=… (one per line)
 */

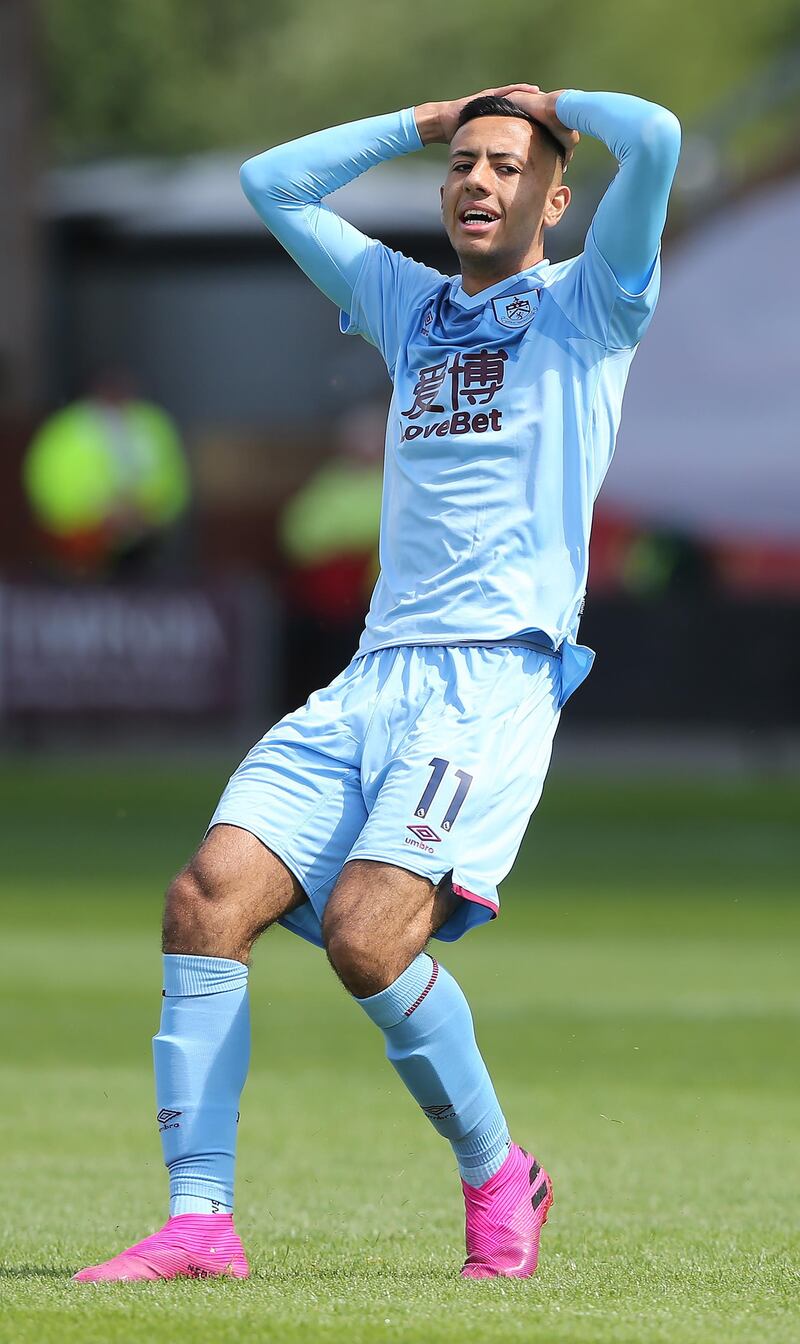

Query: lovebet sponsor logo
left=402, top=408, right=502, bottom=441
left=401, top=348, right=508, bottom=442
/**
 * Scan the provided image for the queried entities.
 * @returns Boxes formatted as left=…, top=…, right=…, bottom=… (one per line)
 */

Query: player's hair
left=456, top=95, right=567, bottom=167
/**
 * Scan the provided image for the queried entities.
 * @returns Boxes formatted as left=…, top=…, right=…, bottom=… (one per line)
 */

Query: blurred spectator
left=621, top=529, right=714, bottom=596
left=22, top=370, right=189, bottom=579
left=279, top=403, right=384, bottom=704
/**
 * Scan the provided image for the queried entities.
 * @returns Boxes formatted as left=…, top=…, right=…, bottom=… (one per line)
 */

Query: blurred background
left=2, top=8, right=799, bottom=1338
left=1, top=0, right=798, bottom=758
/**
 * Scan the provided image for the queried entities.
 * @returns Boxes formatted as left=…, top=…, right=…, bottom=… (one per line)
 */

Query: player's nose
left=464, top=164, right=492, bottom=192
left=459, top=157, right=493, bottom=193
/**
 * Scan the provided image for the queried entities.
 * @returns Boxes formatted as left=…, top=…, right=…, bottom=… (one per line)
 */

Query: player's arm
left=505, top=86, right=681, bottom=293
left=556, top=89, right=681, bottom=292
left=239, top=110, right=428, bottom=312
left=239, top=88, right=524, bottom=311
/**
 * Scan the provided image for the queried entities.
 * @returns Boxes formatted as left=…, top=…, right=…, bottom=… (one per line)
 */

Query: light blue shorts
left=210, top=642, right=588, bottom=947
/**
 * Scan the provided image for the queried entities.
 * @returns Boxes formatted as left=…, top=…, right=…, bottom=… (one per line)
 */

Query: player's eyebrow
left=449, top=147, right=528, bottom=164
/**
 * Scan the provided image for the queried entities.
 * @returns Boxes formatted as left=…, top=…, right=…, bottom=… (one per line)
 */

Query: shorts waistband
left=355, top=635, right=563, bottom=662
left=448, top=636, right=562, bottom=661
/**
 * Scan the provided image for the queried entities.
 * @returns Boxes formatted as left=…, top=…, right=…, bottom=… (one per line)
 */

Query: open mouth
left=459, top=208, right=501, bottom=234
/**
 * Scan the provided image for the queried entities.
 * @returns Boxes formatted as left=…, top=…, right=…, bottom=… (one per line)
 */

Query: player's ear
left=543, top=184, right=570, bottom=230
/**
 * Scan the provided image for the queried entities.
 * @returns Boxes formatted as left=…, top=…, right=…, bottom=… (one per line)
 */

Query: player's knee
left=162, top=862, right=228, bottom=950
left=322, top=913, right=385, bottom=996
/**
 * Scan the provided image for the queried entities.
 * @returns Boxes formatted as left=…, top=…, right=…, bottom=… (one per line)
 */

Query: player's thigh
left=352, top=645, right=562, bottom=927
left=322, top=859, right=458, bottom=991
left=186, top=822, right=306, bottom=916
left=164, top=823, right=306, bottom=949
left=206, top=672, right=370, bottom=945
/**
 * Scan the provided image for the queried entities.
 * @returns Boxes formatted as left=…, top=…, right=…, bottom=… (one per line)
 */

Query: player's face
left=441, top=116, right=569, bottom=285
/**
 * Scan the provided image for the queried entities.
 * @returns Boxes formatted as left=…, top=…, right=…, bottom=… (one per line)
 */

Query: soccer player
left=75, top=83, right=680, bottom=1282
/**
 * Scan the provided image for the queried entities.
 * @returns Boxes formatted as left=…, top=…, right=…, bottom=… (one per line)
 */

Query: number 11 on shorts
left=414, top=757, right=474, bottom=832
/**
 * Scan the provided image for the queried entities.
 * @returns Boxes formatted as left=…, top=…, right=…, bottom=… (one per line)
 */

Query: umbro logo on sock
left=421, top=1103, right=456, bottom=1120
left=156, top=1108, right=182, bottom=1131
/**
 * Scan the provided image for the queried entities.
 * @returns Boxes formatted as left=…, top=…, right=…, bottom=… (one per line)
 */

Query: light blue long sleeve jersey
left=241, top=92, right=680, bottom=675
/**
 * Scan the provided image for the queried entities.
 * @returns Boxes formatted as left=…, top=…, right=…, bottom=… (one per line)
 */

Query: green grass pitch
left=1, top=759, right=798, bottom=1343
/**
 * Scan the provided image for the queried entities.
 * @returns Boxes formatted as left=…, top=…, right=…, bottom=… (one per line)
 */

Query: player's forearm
left=240, top=109, right=422, bottom=310
left=414, top=102, right=448, bottom=145
left=556, top=90, right=680, bottom=172
left=556, top=90, right=681, bottom=292
left=240, top=109, right=422, bottom=216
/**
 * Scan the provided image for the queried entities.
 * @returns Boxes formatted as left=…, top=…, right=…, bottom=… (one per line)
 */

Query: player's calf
left=72, top=828, right=306, bottom=1284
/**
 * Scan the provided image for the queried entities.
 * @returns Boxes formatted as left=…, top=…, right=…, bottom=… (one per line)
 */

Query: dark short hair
left=456, top=95, right=566, bottom=166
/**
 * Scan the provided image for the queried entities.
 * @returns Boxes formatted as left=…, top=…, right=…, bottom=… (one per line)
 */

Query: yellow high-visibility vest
left=23, top=400, right=189, bottom=536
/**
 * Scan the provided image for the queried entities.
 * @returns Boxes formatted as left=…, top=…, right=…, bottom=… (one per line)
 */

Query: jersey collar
left=448, top=260, right=551, bottom=311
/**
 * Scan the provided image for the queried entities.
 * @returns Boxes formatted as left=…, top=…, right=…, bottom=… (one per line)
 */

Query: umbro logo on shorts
left=406, top=824, right=441, bottom=843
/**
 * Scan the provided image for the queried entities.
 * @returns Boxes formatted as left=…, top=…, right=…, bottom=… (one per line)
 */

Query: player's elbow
left=638, top=106, right=682, bottom=173
left=239, top=149, right=288, bottom=214
left=239, top=153, right=271, bottom=201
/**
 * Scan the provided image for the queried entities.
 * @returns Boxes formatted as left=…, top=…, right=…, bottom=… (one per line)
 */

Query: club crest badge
left=492, top=289, right=541, bottom=329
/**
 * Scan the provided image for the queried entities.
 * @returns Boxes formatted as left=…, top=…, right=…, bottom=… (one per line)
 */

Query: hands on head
left=417, top=85, right=579, bottom=164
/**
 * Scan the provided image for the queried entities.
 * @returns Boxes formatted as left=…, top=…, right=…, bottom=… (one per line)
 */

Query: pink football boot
left=73, top=1213, right=249, bottom=1282
left=460, top=1143, right=553, bottom=1279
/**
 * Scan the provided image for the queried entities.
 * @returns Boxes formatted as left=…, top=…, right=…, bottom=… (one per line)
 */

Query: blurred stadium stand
left=0, top=46, right=798, bottom=743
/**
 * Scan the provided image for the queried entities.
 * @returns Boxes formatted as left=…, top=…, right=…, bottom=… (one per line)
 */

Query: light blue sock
left=153, top=954, right=250, bottom=1215
left=357, top=954, right=510, bottom=1187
